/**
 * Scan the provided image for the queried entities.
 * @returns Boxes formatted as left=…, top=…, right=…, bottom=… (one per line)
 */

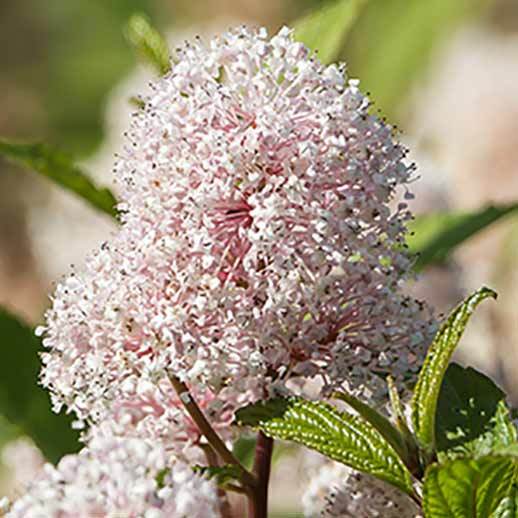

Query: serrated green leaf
left=412, top=288, right=497, bottom=456
left=332, top=390, right=412, bottom=469
left=193, top=464, right=243, bottom=487
left=408, top=205, right=518, bottom=272
left=436, top=364, right=516, bottom=460
left=125, top=14, right=170, bottom=75
left=293, top=0, right=368, bottom=65
left=0, top=139, right=118, bottom=218
left=0, top=308, right=79, bottom=462
left=343, top=0, right=493, bottom=120
left=236, top=397, right=414, bottom=496
left=423, top=456, right=516, bottom=518
left=492, top=486, right=518, bottom=518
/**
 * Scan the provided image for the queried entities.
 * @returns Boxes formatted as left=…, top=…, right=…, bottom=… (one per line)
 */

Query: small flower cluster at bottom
left=302, top=458, right=421, bottom=518
left=4, top=423, right=220, bottom=518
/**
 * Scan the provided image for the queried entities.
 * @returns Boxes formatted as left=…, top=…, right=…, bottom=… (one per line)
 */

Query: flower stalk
left=248, top=432, right=274, bottom=518
left=169, top=373, right=276, bottom=517
left=168, top=373, right=256, bottom=491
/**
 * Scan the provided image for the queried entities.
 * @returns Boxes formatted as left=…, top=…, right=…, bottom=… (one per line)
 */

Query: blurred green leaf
left=408, top=204, right=518, bottom=271
left=343, top=0, right=492, bottom=119
left=423, top=456, right=516, bottom=518
left=44, top=0, right=163, bottom=154
left=0, top=414, right=20, bottom=450
left=233, top=434, right=296, bottom=471
left=294, top=0, right=368, bottom=64
left=232, top=436, right=256, bottom=469
left=497, top=444, right=518, bottom=458
left=0, top=139, right=118, bottom=218
left=0, top=308, right=79, bottom=463
left=436, top=363, right=517, bottom=460
left=236, top=397, right=414, bottom=496
left=411, top=288, right=497, bottom=458
left=125, top=13, right=170, bottom=75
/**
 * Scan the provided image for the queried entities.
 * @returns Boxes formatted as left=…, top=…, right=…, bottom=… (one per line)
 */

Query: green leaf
left=497, top=444, right=518, bottom=458
left=408, top=204, right=518, bottom=272
left=0, top=414, right=20, bottom=449
left=411, top=288, right=497, bottom=457
left=388, top=377, right=423, bottom=476
left=387, top=376, right=406, bottom=424
left=423, top=456, right=516, bottom=518
left=42, top=0, right=161, bottom=155
left=125, top=14, right=171, bottom=75
left=293, top=0, right=368, bottom=65
left=232, top=436, right=256, bottom=469
left=193, top=464, right=243, bottom=488
left=332, top=390, right=412, bottom=470
left=436, top=363, right=517, bottom=459
left=492, top=485, right=518, bottom=518
left=343, top=0, right=493, bottom=119
left=233, top=434, right=293, bottom=471
left=0, top=139, right=118, bottom=218
left=236, top=397, right=414, bottom=496
left=0, top=308, right=79, bottom=462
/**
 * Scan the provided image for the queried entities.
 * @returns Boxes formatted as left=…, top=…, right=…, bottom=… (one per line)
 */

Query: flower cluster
left=302, top=460, right=421, bottom=518
left=39, top=26, right=434, bottom=446
left=0, top=23, right=446, bottom=518
left=6, top=426, right=219, bottom=518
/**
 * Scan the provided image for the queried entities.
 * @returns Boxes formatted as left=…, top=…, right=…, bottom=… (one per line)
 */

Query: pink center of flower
left=208, top=197, right=253, bottom=281
left=210, top=199, right=253, bottom=230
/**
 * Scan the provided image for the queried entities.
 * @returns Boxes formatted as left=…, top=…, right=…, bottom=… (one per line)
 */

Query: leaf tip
left=480, top=286, right=498, bottom=301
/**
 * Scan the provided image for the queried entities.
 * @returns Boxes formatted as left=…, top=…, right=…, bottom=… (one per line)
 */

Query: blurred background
left=0, top=0, right=518, bottom=515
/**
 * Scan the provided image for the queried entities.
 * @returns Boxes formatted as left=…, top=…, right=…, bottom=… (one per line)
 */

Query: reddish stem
left=248, top=431, right=274, bottom=518
left=168, top=374, right=256, bottom=489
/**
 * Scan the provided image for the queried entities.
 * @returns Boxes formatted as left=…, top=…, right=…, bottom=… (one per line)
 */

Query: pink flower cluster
left=302, top=460, right=421, bottom=518
left=39, top=26, right=435, bottom=447
left=6, top=425, right=219, bottom=518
